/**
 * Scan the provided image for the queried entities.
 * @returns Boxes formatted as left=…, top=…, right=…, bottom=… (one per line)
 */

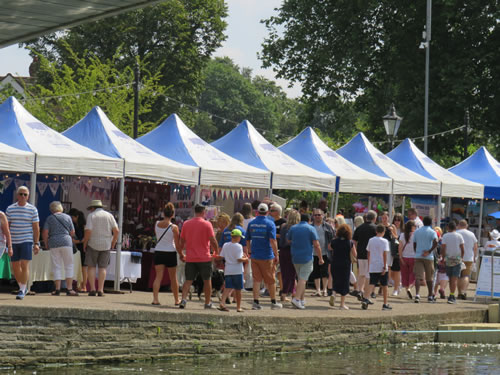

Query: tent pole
left=402, top=195, right=405, bottom=218
left=478, top=199, right=484, bottom=245
left=333, top=192, right=339, bottom=217
left=29, top=172, right=36, bottom=205
left=447, top=198, right=452, bottom=218
left=436, top=194, right=442, bottom=229
left=194, top=185, right=201, bottom=205
left=329, top=192, right=335, bottom=217
left=114, top=176, right=125, bottom=291
left=388, top=194, right=394, bottom=222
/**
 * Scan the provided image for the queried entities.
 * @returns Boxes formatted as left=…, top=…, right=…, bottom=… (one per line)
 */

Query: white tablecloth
left=28, top=250, right=83, bottom=289
left=105, top=251, right=141, bottom=283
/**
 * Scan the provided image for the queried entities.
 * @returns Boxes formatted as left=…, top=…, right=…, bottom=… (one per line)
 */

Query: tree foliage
left=23, top=0, right=228, bottom=124
left=194, top=57, right=303, bottom=143
left=24, top=46, right=164, bottom=136
left=261, top=0, right=500, bottom=165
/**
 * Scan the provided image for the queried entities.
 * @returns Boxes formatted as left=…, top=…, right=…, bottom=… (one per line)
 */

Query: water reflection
left=4, top=343, right=500, bottom=374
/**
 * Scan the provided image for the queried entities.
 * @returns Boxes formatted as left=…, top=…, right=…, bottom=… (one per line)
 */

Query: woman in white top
left=398, top=220, right=416, bottom=299
left=0, top=210, right=12, bottom=258
left=152, top=203, right=180, bottom=306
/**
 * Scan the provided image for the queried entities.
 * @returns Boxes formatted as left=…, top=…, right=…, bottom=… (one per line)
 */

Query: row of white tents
left=1, top=96, right=499, bottom=290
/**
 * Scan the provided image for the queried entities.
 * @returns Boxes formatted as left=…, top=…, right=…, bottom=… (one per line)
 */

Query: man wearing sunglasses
left=6, top=186, right=40, bottom=300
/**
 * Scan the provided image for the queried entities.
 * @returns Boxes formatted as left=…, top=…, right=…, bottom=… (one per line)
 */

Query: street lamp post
left=383, top=103, right=403, bottom=150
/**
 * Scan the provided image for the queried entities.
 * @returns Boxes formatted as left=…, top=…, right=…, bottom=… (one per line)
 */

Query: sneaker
left=370, top=292, right=377, bottom=299
left=349, top=290, right=359, bottom=297
left=179, top=299, right=187, bottom=309
left=382, top=304, right=393, bottom=310
left=252, top=302, right=262, bottom=310
left=407, top=290, right=413, bottom=300
left=457, top=293, right=467, bottom=300
left=291, top=298, right=305, bottom=310
left=447, top=295, right=457, bottom=304
left=16, top=288, right=27, bottom=300
left=329, top=295, right=335, bottom=307
left=427, top=295, right=436, bottom=303
left=357, top=293, right=364, bottom=302
left=362, top=297, right=374, bottom=305
left=392, top=289, right=399, bottom=297
left=439, top=289, right=446, bottom=299
left=361, top=301, right=368, bottom=310
left=414, top=295, right=420, bottom=303
left=271, top=302, right=283, bottom=310
left=204, top=303, right=215, bottom=309
left=339, top=305, right=349, bottom=310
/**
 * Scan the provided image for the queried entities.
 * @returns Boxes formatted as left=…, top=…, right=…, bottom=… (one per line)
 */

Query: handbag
left=52, top=214, right=77, bottom=254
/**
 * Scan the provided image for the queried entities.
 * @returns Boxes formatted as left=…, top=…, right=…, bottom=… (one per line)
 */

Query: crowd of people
left=1, top=186, right=499, bottom=313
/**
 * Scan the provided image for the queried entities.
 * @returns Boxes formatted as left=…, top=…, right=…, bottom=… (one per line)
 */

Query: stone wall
left=0, top=306, right=487, bottom=367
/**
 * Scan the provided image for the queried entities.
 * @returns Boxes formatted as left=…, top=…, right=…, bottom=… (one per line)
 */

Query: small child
left=216, top=229, right=248, bottom=312
left=362, top=224, right=392, bottom=311
left=433, top=258, right=448, bottom=299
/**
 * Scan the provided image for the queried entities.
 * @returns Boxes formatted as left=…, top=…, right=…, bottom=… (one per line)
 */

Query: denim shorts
left=446, top=263, right=461, bottom=278
left=11, top=242, right=33, bottom=262
left=224, top=274, right=243, bottom=290
left=293, top=260, right=314, bottom=281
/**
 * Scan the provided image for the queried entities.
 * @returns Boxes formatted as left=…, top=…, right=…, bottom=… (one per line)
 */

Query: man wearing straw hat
left=83, top=199, right=119, bottom=297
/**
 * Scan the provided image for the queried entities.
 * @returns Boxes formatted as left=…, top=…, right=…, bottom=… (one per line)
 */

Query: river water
left=5, top=343, right=500, bottom=374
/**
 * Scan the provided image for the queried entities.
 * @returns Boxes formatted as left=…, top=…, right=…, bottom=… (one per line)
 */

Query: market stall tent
left=387, top=138, right=483, bottom=198
left=63, top=107, right=199, bottom=185
left=449, top=147, right=500, bottom=200
left=211, top=121, right=336, bottom=192
left=137, top=114, right=271, bottom=188
left=336, top=132, right=440, bottom=195
left=0, top=141, right=35, bottom=173
left=0, top=97, right=123, bottom=177
left=278, top=127, right=391, bottom=194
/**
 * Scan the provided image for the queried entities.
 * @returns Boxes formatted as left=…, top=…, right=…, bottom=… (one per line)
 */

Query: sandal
left=66, top=289, right=79, bottom=296
left=152, top=302, right=161, bottom=306
left=236, top=308, right=244, bottom=313
left=311, top=291, right=322, bottom=297
left=97, top=291, right=104, bottom=297
left=88, top=291, right=97, bottom=296
left=51, top=290, right=60, bottom=296
left=217, top=305, right=229, bottom=312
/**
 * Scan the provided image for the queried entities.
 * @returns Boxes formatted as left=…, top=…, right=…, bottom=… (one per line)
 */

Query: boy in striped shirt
left=6, top=186, right=40, bottom=300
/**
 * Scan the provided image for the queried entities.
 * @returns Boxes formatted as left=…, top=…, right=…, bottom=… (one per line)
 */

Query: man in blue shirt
left=246, top=203, right=281, bottom=310
left=412, top=216, right=438, bottom=303
left=287, top=213, right=323, bottom=310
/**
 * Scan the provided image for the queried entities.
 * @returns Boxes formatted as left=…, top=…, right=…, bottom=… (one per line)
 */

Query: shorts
left=85, top=246, right=110, bottom=268
left=414, top=258, right=434, bottom=281
left=446, top=263, right=461, bottom=278
left=251, top=258, right=276, bottom=285
left=311, top=255, right=329, bottom=279
left=154, top=251, right=178, bottom=268
left=436, top=272, right=449, bottom=282
left=369, top=272, right=388, bottom=286
left=185, top=261, right=212, bottom=281
left=390, top=256, right=401, bottom=272
left=357, top=259, right=369, bottom=278
left=224, top=274, right=244, bottom=290
left=11, top=242, right=33, bottom=262
left=461, top=261, right=473, bottom=277
left=294, top=260, right=314, bottom=281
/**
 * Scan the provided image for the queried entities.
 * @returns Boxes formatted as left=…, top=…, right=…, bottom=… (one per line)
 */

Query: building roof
left=0, top=0, right=164, bottom=48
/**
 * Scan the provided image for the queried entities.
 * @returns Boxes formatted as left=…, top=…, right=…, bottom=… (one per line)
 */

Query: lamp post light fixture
left=383, top=103, right=403, bottom=150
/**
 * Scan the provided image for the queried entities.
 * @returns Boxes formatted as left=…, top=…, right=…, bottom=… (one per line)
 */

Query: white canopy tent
left=137, top=114, right=271, bottom=189
left=211, top=120, right=336, bottom=192
left=0, top=141, right=35, bottom=173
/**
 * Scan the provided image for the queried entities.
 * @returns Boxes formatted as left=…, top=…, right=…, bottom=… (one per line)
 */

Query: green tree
left=261, top=1, right=500, bottom=164
left=23, top=0, right=228, bottom=124
left=23, top=47, right=164, bottom=136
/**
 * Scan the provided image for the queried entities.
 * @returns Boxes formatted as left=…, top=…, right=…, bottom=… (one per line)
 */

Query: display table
left=0, top=253, right=12, bottom=279
left=28, top=250, right=83, bottom=290
left=105, top=251, right=142, bottom=290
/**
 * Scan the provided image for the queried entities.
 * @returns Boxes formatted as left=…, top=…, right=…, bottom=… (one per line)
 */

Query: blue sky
left=0, top=0, right=301, bottom=98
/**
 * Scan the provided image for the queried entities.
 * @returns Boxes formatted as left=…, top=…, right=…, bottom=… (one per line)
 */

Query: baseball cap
left=257, top=203, right=268, bottom=213
left=231, top=229, right=244, bottom=238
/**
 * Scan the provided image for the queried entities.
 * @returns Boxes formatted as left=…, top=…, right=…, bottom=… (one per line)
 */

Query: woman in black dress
left=330, top=224, right=357, bottom=310
left=69, top=208, right=86, bottom=292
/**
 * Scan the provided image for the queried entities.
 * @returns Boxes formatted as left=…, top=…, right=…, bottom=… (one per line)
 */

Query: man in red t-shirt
left=177, top=204, right=219, bottom=309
